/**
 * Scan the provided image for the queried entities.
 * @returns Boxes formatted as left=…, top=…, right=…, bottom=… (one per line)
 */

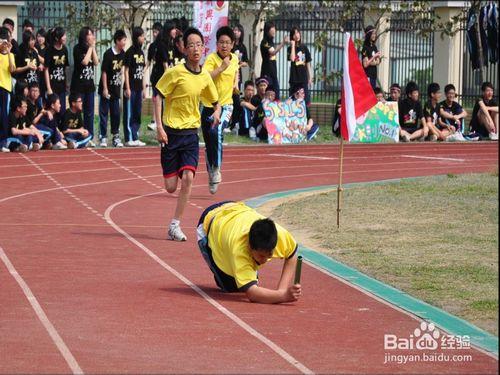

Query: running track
left=0, top=142, right=498, bottom=374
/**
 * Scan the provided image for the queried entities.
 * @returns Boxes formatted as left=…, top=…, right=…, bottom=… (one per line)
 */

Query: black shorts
left=401, top=126, right=419, bottom=134
left=161, top=130, right=199, bottom=179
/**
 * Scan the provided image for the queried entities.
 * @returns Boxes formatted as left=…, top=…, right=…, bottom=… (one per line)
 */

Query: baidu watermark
left=383, top=321, right=473, bottom=365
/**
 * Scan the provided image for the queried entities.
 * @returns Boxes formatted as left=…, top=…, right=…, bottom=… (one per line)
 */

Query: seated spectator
left=26, top=83, right=44, bottom=126
left=249, top=76, right=269, bottom=141
left=290, top=84, right=319, bottom=141
left=7, top=97, right=43, bottom=152
left=332, top=98, right=341, bottom=137
left=469, top=82, right=498, bottom=140
left=374, top=87, right=385, bottom=103
left=423, top=82, right=441, bottom=141
left=238, top=80, right=256, bottom=136
left=399, top=81, right=428, bottom=142
left=59, top=93, right=92, bottom=149
left=388, top=83, right=401, bottom=102
left=36, top=93, right=67, bottom=149
left=251, top=85, right=276, bottom=141
left=438, top=84, right=467, bottom=141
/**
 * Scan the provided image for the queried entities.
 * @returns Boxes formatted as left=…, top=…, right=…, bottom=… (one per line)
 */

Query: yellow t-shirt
left=203, top=202, right=298, bottom=290
left=202, top=52, right=239, bottom=107
left=155, top=63, right=218, bottom=129
left=0, top=52, right=15, bottom=92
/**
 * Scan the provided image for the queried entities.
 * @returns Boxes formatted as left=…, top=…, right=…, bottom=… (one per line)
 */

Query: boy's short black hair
left=427, top=82, right=440, bottom=97
left=113, top=29, right=127, bottom=43
left=373, top=87, right=383, bottom=95
left=12, top=96, right=26, bottom=110
left=152, top=22, right=162, bottom=31
left=28, top=82, right=39, bottom=90
left=216, top=26, right=235, bottom=42
left=390, top=83, right=401, bottom=91
left=481, top=81, right=494, bottom=91
left=244, top=80, right=255, bottom=89
left=2, top=18, right=14, bottom=28
left=0, top=26, right=9, bottom=40
left=183, top=27, right=203, bottom=48
left=444, top=84, right=456, bottom=94
left=405, top=81, right=419, bottom=97
left=69, top=92, right=82, bottom=105
left=291, top=83, right=305, bottom=95
left=23, top=19, right=34, bottom=30
left=45, top=93, right=60, bottom=108
left=249, top=218, right=278, bottom=253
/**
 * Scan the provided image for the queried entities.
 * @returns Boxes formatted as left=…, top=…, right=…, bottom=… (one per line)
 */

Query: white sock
left=170, top=219, right=180, bottom=227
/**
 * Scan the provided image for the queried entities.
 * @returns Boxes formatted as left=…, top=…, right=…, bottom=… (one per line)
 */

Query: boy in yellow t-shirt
left=0, top=27, right=16, bottom=152
left=155, top=27, right=221, bottom=242
left=197, top=201, right=302, bottom=304
left=201, top=26, right=239, bottom=195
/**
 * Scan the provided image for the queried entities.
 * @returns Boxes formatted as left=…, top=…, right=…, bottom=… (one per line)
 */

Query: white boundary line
left=0, top=245, right=84, bottom=374
left=401, top=155, right=466, bottom=162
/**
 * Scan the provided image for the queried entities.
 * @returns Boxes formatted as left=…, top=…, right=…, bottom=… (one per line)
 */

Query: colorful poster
left=193, top=1, right=228, bottom=62
left=351, top=101, right=400, bottom=143
left=263, top=98, right=308, bottom=144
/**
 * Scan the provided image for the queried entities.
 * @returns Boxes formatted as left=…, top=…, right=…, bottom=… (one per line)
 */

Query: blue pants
left=0, top=87, right=11, bottom=148
left=201, top=104, right=233, bottom=171
left=8, top=134, right=37, bottom=151
left=36, top=123, right=61, bottom=145
left=99, top=96, right=120, bottom=139
left=123, top=90, right=142, bottom=142
left=238, top=107, right=253, bottom=136
left=82, top=92, right=95, bottom=137
left=65, top=132, right=92, bottom=148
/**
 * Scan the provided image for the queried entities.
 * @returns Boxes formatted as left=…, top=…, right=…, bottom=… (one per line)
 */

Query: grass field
left=265, top=173, right=499, bottom=335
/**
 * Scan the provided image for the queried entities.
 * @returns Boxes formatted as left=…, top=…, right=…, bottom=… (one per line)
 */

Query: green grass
left=267, top=173, right=499, bottom=335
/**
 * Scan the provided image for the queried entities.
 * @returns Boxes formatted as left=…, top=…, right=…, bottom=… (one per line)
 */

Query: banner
left=193, top=1, right=228, bottom=61
left=263, top=99, right=308, bottom=144
left=351, top=101, right=400, bottom=143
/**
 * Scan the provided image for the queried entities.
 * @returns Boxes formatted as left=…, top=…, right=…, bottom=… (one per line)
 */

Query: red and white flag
left=340, top=33, right=378, bottom=141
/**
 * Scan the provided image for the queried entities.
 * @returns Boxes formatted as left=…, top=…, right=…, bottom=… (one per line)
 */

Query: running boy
left=59, top=93, right=91, bottom=149
left=201, top=26, right=239, bottom=194
left=197, top=201, right=301, bottom=304
left=98, top=30, right=126, bottom=148
left=154, top=27, right=220, bottom=241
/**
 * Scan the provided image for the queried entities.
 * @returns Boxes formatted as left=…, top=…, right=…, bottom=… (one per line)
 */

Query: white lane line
left=0, top=245, right=84, bottom=374
left=401, top=155, right=465, bottom=162
left=268, top=153, right=337, bottom=160
left=104, top=195, right=313, bottom=374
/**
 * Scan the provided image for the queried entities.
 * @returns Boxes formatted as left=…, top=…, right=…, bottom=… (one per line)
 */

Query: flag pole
left=336, top=137, right=344, bottom=229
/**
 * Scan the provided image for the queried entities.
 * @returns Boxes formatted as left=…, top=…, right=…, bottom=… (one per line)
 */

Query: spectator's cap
left=364, top=25, right=375, bottom=35
left=405, top=81, right=419, bottom=96
left=390, top=83, right=401, bottom=92
left=256, top=76, right=269, bottom=86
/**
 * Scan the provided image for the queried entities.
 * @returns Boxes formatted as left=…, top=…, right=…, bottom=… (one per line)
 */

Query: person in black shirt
left=288, top=26, right=312, bottom=105
left=469, top=81, right=498, bottom=140
left=98, top=29, right=126, bottom=148
left=260, top=21, right=288, bottom=100
left=423, top=82, right=441, bottom=141
left=123, top=27, right=146, bottom=147
left=290, top=84, right=319, bottom=141
left=14, top=31, right=41, bottom=86
left=2, top=18, right=19, bottom=56
left=332, top=98, right=341, bottom=137
left=44, top=27, right=70, bottom=116
left=361, top=25, right=381, bottom=89
left=388, top=83, right=401, bottom=102
left=229, top=24, right=249, bottom=132
left=35, top=28, right=47, bottom=101
left=71, top=27, right=99, bottom=143
left=60, top=93, right=91, bottom=149
left=26, top=83, right=45, bottom=126
left=8, top=97, right=43, bottom=152
left=399, top=81, right=428, bottom=142
left=437, top=84, right=467, bottom=141
left=237, top=80, right=256, bottom=136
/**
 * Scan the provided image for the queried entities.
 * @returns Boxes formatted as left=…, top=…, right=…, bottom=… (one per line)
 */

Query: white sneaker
left=125, top=140, right=138, bottom=147
left=113, top=136, right=123, bottom=148
left=489, top=132, right=498, bottom=141
left=136, top=140, right=146, bottom=146
left=223, top=127, right=231, bottom=134
left=87, top=140, right=96, bottom=148
left=208, top=167, right=221, bottom=195
left=100, top=138, right=108, bottom=147
left=168, top=224, right=187, bottom=241
left=446, top=132, right=466, bottom=142
left=53, top=142, right=68, bottom=150
left=147, top=122, right=157, bottom=131
left=2, top=146, right=10, bottom=153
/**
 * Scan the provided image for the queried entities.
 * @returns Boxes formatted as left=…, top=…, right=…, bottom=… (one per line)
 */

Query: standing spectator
left=238, top=80, right=256, bottom=136
left=98, top=29, right=126, bottom=148
left=21, top=19, right=34, bottom=35
left=438, top=84, right=467, bottom=141
left=423, top=82, right=441, bottom=141
left=0, top=27, right=16, bottom=152
left=45, top=27, right=69, bottom=116
left=388, top=83, right=401, bottom=102
left=260, top=21, right=288, bottom=100
left=469, top=81, right=498, bottom=140
left=361, top=25, right=381, bottom=89
left=123, top=26, right=146, bottom=147
left=35, top=28, right=47, bottom=101
left=59, top=93, right=91, bottom=149
left=71, top=27, right=99, bottom=145
left=288, top=26, right=312, bottom=105
left=147, top=21, right=162, bottom=131
left=2, top=18, right=19, bottom=56
left=229, top=23, right=249, bottom=133
left=332, top=98, right=341, bottom=137
left=15, top=31, right=41, bottom=86
left=399, top=81, right=428, bottom=142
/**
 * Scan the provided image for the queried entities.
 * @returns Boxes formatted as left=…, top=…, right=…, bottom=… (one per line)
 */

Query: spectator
left=399, top=81, right=428, bottom=142
left=438, top=84, right=467, bottom=141
left=26, top=83, right=44, bottom=126
left=35, top=28, right=47, bottom=100
left=0, top=26, right=16, bottom=152
left=36, top=93, right=67, bottom=149
left=423, top=82, right=441, bottom=141
left=7, top=96, right=43, bottom=152
left=59, top=93, right=91, bottom=149
left=388, top=83, right=401, bottom=102
left=2, top=18, right=19, bottom=56
left=332, top=98, right=341, bottom=137
left=288, top=26, right=312, bottom=105
left=22, top=19, right=34, bottom=35
left=71, top=27, right=99, bottom=145
left=238, top=80, right=256, bottom=136
left=12, top=80, right=29, bottom=105
left=15, top=31, right=41, bottom=85
left=123, top=26, right=146, bottom=147
left=146, top=21, right=163, bottom=131
left=260, top=21, right=288, bottom=100
left=374, top=87, right=385, bottom=103
left=45, top=27, right=69, bottom=116
left=249, top=77, right=269, bottom=141
left=361, top=25, right=381, bottom=89
left=469, top=81, right=498, bottom=140
left=290, top=84, right=319, bottom=141
left=229, top=23, right=249, bottom=132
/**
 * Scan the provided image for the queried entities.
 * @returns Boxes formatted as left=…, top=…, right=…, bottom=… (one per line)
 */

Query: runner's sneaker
left=136, top=140, right=146, bottom=146
left=100, top=137, right=108, bottom=147
left=223, top=127, right=231, bottom=134
left=168, top=224, right=187, bottom=241
left=209, top=167, right=221, bottom=195
left=112, top=135, right=124, bottom=148
left=53, top=141, right=68, bottom=150
left=125, top=140, right=138, bottom=147
left=147, top=122, right=157, bottom=131
left=87, top=140, right=96, bottom=148
left=307, top=123, right=320, bottom=141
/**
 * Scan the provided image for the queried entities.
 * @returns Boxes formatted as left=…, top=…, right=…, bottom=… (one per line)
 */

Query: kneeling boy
left=197, top=201, right=302, bottom=304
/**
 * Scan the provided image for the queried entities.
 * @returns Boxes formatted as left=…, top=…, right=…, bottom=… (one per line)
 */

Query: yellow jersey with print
left=203, top=201, right=298, bottom=291
left=201, top=52, right=239, bottom=107
left=0, top=52, right=15, bottom=92
left=155, top=63, right=218, bottom=129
